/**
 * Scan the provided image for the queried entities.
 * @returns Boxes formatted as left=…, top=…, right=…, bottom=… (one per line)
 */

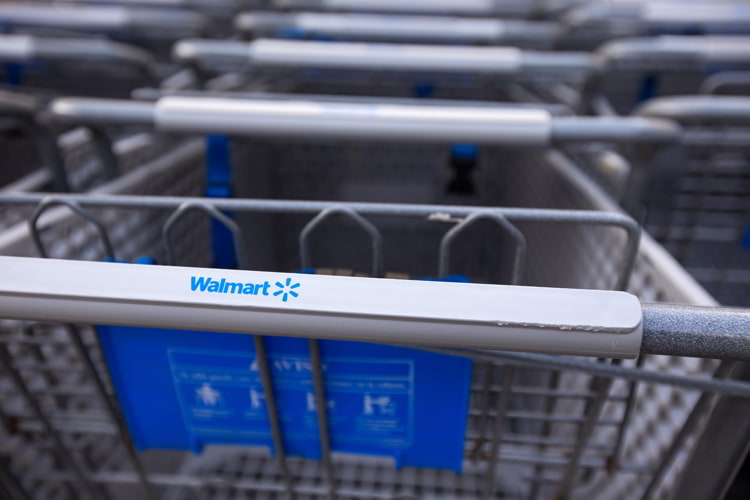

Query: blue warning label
left=96, top=325, right=470, bottom=471
left=168, top=349, right=414, bottom=447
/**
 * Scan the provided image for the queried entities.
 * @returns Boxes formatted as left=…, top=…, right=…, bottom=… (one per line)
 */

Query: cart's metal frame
left=0, top=92, right=747, bottom=499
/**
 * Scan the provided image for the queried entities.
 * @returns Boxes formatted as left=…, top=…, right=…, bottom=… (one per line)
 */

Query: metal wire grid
left=0, top=123, right=43, bottom=189
left=0, top=132, right=740, bottom=499
left=0, top=136, right=207, bottom=500
left=0, top=127, right=186, bottom=252
left=640, top=123, right=750, bottom=307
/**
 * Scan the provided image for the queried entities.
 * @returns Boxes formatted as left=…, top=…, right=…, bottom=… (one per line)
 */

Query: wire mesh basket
left=0, top=94, right=747, bottom=500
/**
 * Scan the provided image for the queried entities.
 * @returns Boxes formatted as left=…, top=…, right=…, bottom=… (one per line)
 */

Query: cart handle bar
left=0, top=256, right=645, bottom=359
left=234, top=12, right=560, bottom=46
left=173, top=37, right=750, bottom=76
left=48, top=96, right=680, bottom=146
left=0, top=3, right=212, bottom=38
left=270, top=0, right=534, bottom=17
left=564, top=2, right=750, bottom=30
left=174, top=38, right=590, bottom=76
left=3, top=256, right=750, bottom=361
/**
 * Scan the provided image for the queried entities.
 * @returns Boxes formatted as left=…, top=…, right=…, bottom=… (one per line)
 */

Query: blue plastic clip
left=412, top=82, right=435, bottom=99
left=4, top=62, right=23, bottom=87
left=205, top=135, right=238, bottom=269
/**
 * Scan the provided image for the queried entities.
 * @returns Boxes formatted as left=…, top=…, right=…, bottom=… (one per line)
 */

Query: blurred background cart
left=0, top=2, right=214, bottom=60
left=0, top=3, right=749, bottom=500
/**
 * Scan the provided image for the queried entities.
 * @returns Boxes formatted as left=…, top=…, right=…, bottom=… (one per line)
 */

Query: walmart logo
left=190, top=276, right=301, bottom=302
left=274, top=278, right=301, bottom=302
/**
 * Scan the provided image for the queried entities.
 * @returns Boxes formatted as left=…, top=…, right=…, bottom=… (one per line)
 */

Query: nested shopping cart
left=560, top=1, right=750, bottom=50
left=0, top=33, right=162, bottom=98
left=170, top=35, right=750, bottom=113
left=267, top=0, right=544, bottom=19
left=59, top=0, right=263, bottom=37
left=0, top=94, right=749, bottom=500
left=233, top=11, right=562, bottom=49
left=171, top=36, right=594, bottom=102
left=0, top=3, right=213, bottom=60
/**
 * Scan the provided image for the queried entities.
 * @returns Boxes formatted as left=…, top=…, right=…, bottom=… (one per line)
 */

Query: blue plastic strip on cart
left=204, top=135, right=238, bottom=269
left=96, top=264, right=472, bottom=472
left=4, top=62, right=23, bottom=87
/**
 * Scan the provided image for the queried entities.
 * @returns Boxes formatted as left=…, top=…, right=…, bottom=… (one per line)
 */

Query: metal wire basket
left=0, top=94, right=747, bottom=500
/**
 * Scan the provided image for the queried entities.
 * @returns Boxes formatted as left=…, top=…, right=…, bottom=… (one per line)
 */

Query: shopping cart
left=0, top=3, right=213, bottom=60
left=0, top=34, right=161, bottom=98
left=561, top=1, right=750, bottom=50
left=171, top=36, right=750, bottom=113
left=267, top=0, right=543, bottom=18
left=233, top=11, right=561, bottom=49
left=630, top=95, right=750, bottom=307
left=60, top=0, right=262, bottom=37
left=172, top=37, right=595, bottom=103
left=580, top=36, right=750, bottom=115
left=1, top=94, right=748, bottom=500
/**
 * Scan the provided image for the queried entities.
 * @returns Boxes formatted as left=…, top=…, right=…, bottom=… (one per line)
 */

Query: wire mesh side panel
left=0, top=60, right=154, bottom=98
left=495, top=148, right=722, bottom=500
left=0, top=119, right=43, bottom=189
left=0, top=129, right=194, bottom=261
left=0, top=136, right=207, bottom=500
left=643, top=125, right=750, bottom=307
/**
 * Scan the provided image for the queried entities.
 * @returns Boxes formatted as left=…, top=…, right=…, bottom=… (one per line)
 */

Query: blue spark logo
left=274, top=278, right=301, bottom=302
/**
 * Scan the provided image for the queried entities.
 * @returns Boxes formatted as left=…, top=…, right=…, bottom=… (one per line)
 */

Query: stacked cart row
left=0, top=2, right=749, bottom=500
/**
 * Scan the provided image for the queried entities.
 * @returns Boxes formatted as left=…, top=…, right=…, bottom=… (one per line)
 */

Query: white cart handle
left=0, top=256, right=644, bottom=358
left=566, top=2, right=750, bottom=29
left=234, top=12, right=560, bottom=47
left=174, top=38, right=594, bottom=76
left=271, top=0, right=534, bottom=18
left=0, top=34, right=156, bottom=78
left=48, top=95, right=682, bottom=145
left=153, top=97, right=552, bottom=144
left=0, top=3, right=211, bottom=39
left=599, top=36, right=750, bottom=68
